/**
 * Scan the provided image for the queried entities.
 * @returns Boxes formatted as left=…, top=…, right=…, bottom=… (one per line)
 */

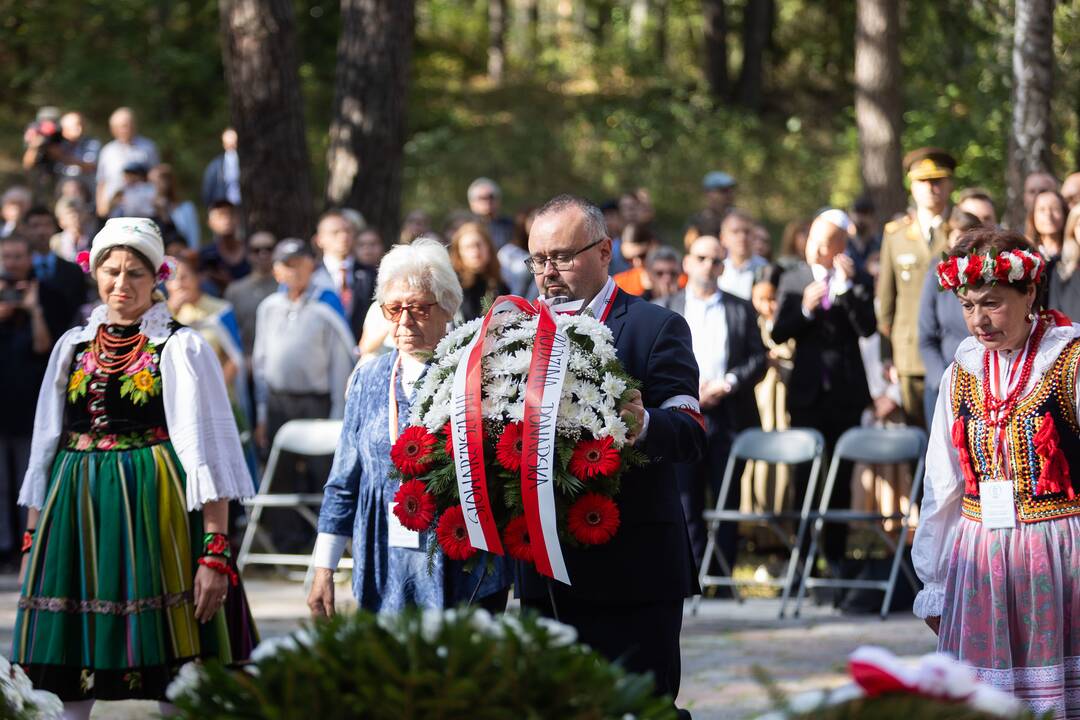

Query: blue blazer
left=917, top=268, right=969, bottom=391
left=519, top=289, right=707, bottom=604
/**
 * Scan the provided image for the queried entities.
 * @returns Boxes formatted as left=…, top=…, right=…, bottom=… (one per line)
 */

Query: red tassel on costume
left=951, top=417, right=980, bottom=495
left=1033, top=413, right=1076, bottom=498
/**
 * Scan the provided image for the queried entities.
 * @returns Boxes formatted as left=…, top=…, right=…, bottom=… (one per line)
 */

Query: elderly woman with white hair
left=308, top=239, right=512, bottom=616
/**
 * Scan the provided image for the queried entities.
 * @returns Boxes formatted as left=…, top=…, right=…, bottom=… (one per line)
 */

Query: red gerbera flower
left=503, top=515, right=533, bottom=562
left=496, top=422, right=524, bottom=472
left=567, top=493, right=620, bottom=545
left=442, top=421, right=454, bottom=458
left=993, top=253, right=1013, bottom=284
left=390, top=425, right=438, bottom=476
left=392, top=479, right=437, bottom=531
left=435, top=505, right=476, bottom=561
left=568, top=436, right=621, bottom=479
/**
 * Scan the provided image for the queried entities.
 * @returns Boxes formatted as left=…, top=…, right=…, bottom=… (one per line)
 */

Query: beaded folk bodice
left=951, top=337, right=1080, bottom=523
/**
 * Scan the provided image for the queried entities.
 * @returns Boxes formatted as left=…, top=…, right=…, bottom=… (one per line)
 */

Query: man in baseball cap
left=684, top=171, right=738, bottom=246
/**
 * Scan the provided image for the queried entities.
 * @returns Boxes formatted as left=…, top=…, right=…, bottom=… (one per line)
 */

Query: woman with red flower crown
left=914, top=227, right=1080, bottom=717
left=308, top=239, right=512, bottom=617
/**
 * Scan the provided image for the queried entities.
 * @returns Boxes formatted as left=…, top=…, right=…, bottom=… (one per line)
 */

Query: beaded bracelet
left=197, top=556, right=239, bottom=586
left=202, top=532, right=231, bottom=559
left=21, top=529, right=35, bottom=554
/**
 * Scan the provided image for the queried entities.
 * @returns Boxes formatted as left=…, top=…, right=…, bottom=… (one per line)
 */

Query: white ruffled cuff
left=313, top=533, right=349, bottom=570
left=185, top=461, right=255, bottom=511
left=913, top=584, right=945, bottom=619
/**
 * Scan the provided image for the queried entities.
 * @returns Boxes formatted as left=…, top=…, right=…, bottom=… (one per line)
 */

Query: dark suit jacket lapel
left=721, top=293, right=741, bottom=361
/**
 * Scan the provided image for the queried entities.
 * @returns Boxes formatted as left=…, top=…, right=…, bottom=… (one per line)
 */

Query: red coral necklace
left=93, top=324, right=148, bottom=375
left=981, top=315, right=1046, bottom=429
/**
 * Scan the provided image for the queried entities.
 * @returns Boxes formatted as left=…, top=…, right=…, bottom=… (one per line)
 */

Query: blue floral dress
left=317, top=351, right=512, bottom=611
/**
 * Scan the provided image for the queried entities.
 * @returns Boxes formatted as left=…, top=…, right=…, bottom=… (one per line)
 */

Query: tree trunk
left=325, top=0, right=416, bottom=245
left=854, top=0, right=906, bottom=224
left=526, top=0, right=540, bottom=57
left=702, top=0, right=729, bottom=99
left=734, top=0, right=773, bottom=110
left=653, top=0, right=668, bottom=64
left=1006, top=0, right=1055, bottom=229
left=628, top=0, right=648, bottom=49
left=219, top=0, right=313, bottom=239
left=488, top=0, right=508, bottom=83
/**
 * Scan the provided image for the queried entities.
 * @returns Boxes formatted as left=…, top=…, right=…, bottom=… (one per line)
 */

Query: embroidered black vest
left=951, top=338, right=1080, bottom=523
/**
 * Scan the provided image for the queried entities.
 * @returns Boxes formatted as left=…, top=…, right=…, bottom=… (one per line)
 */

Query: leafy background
left=0, top=0, right=1078, bottom=241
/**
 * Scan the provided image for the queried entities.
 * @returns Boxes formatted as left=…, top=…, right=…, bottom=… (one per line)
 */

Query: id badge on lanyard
left=983, top=349, right=1023, bottom=530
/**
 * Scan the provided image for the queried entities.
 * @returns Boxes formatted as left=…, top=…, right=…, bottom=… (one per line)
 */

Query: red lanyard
left=985, top=328, right=1036, bottom=476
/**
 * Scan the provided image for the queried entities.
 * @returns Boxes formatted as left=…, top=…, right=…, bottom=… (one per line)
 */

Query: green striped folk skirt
left=12, top=440, right=258, bottom=701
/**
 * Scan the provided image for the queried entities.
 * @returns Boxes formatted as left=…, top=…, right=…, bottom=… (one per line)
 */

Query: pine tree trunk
left=325, top=0, right=416, bottom=245
left=1006, top=0, right=1055, bottom=229
left=854, top=0, right=906, bottom=224
left=735, top=0, right=773, bottom=110
left=702, top=0, right=729, bottom=99
left=219, top=0, right=314, bottom=239
left=653, top=0, right=668, bottom=64
left=488, top=0, right=508, bottom=83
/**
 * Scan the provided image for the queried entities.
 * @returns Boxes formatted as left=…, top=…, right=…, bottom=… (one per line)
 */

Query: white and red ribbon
left=520, top=301, right=573, bottom=584
left=449, top=294, right=580, bottom=582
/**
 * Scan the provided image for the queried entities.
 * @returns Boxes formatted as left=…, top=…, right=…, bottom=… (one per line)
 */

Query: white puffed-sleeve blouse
left=18, top=302, right=255, bottom=511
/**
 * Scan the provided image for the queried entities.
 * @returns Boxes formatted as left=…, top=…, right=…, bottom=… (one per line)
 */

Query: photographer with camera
left=0, top=232, right=70, bottom=567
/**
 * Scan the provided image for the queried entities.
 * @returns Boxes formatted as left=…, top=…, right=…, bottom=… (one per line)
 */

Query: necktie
left=339, top=265, right=353, bottom=313
left=820, top=271, right=833, bottom=311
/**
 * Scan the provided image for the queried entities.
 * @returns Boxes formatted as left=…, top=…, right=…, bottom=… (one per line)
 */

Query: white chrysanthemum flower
left=165, top=662, right=206, bottom=701
left=30, top=689, right=63, bottom=719
left=602, top=416, right=629, bottom=446
left=574, top=381, right=602, bottom=408
left=568, top=351, right=592, bottom=374
left=1005, top=253, right=1024, bottom=282
left=600, top=373, right=627, bottom=401
left=537, top=617, right=578, bottom=646
left=506, top=400, right=525, bottom=422
left=508, top=348, right=533, bottom=373
left=581, top=409, right=605, bottom=437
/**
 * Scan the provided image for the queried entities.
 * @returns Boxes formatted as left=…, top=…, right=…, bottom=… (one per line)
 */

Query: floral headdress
left=936, top=248, right=1045, bottom=293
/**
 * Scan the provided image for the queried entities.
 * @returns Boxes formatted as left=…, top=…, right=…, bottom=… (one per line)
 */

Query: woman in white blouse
left=914, top=226, right=1080, bottom=717
left=13, top=218, right=256, bottom=719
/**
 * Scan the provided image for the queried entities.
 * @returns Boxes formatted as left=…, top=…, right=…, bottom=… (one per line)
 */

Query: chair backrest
left=729, top=428, right=825, bottom=465
left=271, top=419, right=345, bottom=457
left=832, top=426, right=927, bottom=465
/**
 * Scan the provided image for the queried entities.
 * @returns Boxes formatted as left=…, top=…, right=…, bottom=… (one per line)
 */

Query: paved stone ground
left=0, top=574, right=937, bottom=719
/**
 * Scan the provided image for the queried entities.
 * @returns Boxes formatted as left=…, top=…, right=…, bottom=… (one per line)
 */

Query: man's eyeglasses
left=524, top=237, right=604, bottom=274
left=381, top=302, right=438, bottom=322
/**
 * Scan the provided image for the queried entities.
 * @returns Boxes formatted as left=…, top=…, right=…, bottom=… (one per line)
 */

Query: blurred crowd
left=4, top=103, right=1080, bottom=596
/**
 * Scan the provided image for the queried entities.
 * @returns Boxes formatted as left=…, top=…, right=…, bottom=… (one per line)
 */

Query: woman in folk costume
left=914, top=226, right=1080, bottom=718
left=13, top=218, right=257, bottom=719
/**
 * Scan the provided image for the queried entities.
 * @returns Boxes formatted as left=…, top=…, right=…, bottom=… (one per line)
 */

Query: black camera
left=0, top=276, right=25, bottom=305
left=24, top=114, right=63, bottom=167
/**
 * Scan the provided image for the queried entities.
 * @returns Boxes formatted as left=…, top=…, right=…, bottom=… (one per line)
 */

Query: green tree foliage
left=0, top=0, right=1075, bottom=239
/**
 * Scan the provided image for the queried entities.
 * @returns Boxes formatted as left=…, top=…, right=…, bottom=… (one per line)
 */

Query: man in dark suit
left=654, top=234, right=767, bottom=571
left=771, top=209, right=876, bottom=567
left=520, top=195, right=706, bottom=714
left=201, top=128, right=241, bottom=208
left=311, top=209, right=376, bottom=340
left=22, top=206, right=84, bottom=327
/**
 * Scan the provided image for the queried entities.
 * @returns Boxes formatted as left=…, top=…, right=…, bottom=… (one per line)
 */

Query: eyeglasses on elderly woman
left=381, top=301, right=439, bottom=322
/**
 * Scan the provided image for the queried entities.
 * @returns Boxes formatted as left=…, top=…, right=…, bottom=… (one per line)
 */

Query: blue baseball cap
left=703, top=171, right=736, bottom=190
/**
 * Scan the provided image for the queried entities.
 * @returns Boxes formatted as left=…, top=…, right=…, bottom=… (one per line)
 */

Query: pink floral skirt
left=939, top=515, right=1080, bottom=719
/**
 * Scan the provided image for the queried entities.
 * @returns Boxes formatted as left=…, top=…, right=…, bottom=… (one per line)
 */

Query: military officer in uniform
left=877, top=147, right=955, bottom=428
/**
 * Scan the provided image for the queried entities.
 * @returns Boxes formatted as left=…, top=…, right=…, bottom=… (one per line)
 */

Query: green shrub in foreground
left=166, top=608, right=676, bottom=720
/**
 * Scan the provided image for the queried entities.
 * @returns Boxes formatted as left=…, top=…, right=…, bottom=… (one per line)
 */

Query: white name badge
left=387, top=503, right=421, bottom=548
left=979, top=481, right=1016, bottom=529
